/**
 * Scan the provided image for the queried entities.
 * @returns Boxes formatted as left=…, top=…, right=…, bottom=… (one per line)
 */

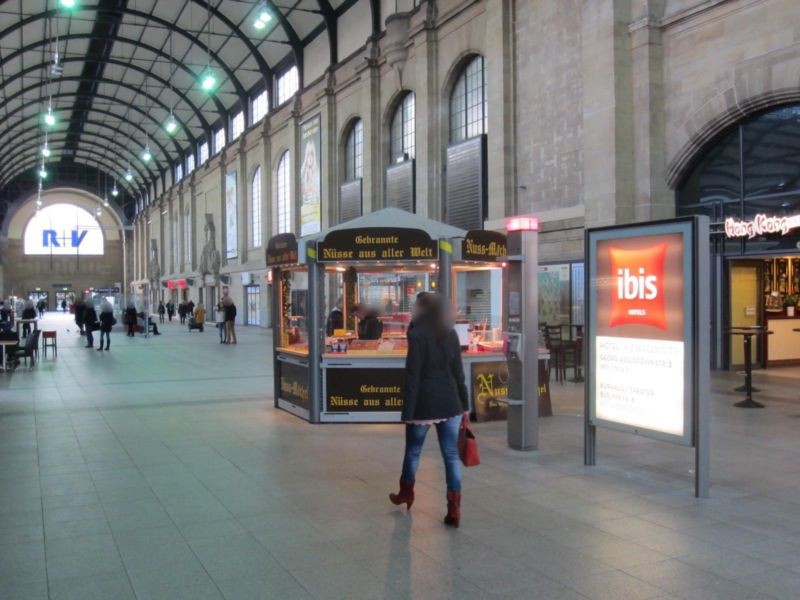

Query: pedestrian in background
left=178, top=302, right=187, bottom=325
left=61, top=299, right=67, bottom=313
left=166, top=300, right=175, bottom=322
left=193, top=303, right=205, bottom=332
left=215, top=301, right=225, bottom=343
left=74, top=296, right=87, bottom=335
left=21, top=300, right=36, bottom=337
left=83, top=303, right=98, bottom=348
left=157, top=301, right=166, bottom=323
left=222, top=296, right=237, bottom=344
left=125, top=302, right=137, bottom=337
left=98, top=300, right=115, bottom=351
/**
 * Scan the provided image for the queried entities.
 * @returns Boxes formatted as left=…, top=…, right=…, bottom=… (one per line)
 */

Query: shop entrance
left=28, top=290, right=48, bottom=309
left=726, top=256, right=800, bottom=369
left=728, top=260, right=763, bottom=368
left=245, top=285, right=261, bottom=326
left=54, top=291, right=73, bottom=312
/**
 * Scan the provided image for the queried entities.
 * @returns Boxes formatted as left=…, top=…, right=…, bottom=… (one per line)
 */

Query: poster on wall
left=538, top=264, right=570, bottom=325
left=586, top=219, right=700, bottom=446
left=300, top=115, right=321, bottom=236
left=225, top=171, right=238, bottom=259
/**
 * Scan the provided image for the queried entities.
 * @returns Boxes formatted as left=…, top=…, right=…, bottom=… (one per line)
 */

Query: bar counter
left=764, top=314, right=800, bottom=366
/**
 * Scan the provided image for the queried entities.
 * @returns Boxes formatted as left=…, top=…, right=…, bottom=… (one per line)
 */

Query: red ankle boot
left=389, top=480, right=415, bottom=509
left=444, top=491, right=461, bottom=528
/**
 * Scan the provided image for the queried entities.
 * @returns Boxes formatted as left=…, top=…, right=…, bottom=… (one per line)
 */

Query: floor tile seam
left=4, top=396, right=271, bottom=418
left=33, top=410, right=52, bottom=600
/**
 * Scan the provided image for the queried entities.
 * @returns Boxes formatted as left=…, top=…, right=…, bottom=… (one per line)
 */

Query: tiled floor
left=2, top=313, right=800, bottom=599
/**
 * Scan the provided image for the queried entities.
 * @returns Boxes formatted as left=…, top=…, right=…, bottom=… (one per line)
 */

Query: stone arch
left=666, top=44, right=800, bottom=188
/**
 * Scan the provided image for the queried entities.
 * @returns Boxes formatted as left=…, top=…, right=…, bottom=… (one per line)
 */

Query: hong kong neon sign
left=725, top=213, right=800, bottom=239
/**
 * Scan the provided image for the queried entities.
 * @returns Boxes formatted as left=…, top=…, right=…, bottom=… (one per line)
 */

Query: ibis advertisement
left=588, top=222, right=693, bottom=444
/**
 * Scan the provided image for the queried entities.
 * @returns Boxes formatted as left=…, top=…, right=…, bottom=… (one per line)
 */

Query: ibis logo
left=609, top=242, right=668, bottom=330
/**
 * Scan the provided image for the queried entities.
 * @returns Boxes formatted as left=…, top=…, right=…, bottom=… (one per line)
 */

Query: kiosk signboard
left=585, top=217, right=710, bottom=496
left=278, top=360, right=310, bottom=411
left=462, top=230, right=507, bottom=262
left=317, top=228, right=437, bottom=262
left=266, top=233, right=299, bottom=266
left=325, top=368, right=404, bottom=412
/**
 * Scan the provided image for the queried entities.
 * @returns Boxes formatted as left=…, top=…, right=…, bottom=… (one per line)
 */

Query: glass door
left=728, top=260, right=764, bottom=368
left=246, top=285, right=261, bottom=326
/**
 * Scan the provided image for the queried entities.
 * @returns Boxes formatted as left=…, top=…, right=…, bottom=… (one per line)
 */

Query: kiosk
left=268, top=208, right=508, bottom=423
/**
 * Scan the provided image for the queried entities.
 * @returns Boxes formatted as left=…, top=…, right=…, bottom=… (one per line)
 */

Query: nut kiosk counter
left=268, top=208, right=510, bottom=423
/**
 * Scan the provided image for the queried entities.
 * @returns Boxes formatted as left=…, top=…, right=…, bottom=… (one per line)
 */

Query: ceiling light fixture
left=43, top=104, right=56, bottom=127
left=59, top=0, right=78, bottom=9
left=254, top=6, right=272, bottom=30
left=111, top=181, right=119, bottom=197
left=165, top=112, right=178, bottom=135
left=42, top=144, right=51, bottom=158
left=125, top=167, right=133, bottom=182
left=199, top=2, right=217, bottom=93
left=38, top=165, right=48, bottom=179
left=141, top=143, right=152, bottom=163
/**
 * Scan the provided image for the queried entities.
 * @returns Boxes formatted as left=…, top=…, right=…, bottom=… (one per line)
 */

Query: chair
left=14, top=329, right=40, bottom=368
left=544, top=325, right=566, bottom=383
left=42, top=330, right=57, bottom=358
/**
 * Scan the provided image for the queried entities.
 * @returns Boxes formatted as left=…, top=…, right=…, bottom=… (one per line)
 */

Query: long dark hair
left=414, top=292, right=450, bottom=341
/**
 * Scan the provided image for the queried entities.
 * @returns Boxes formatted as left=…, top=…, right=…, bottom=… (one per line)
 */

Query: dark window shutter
left=339, top=179, right=362, bottom=224
left=386, top=160, right=415, bottom=212
left=445, top=135, right=487, bottom=230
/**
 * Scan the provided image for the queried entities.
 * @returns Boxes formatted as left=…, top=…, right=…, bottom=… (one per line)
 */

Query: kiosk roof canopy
left=318, top=208, right=467, bottom=241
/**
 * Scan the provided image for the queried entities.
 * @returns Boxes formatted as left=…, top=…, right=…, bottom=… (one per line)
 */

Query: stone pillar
left=412, top=1, right=439, bottom=219
left=630, top=0, right=672, bottom=220
left=485, top=0, right=517, bottom=219
left=581, top=0, right=635, bottom=229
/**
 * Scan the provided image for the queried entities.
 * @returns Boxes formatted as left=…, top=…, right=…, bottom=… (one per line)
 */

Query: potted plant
left=784, top=294, right=798, bottom=317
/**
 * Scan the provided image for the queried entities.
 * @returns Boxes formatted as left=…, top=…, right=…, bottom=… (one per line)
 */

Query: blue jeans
left=85, top=329, right=94, bottom=346
left=400, top=415, right=462, bottom=492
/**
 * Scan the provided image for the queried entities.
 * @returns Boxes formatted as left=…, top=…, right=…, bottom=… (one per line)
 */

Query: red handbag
left=458, top=415, right=480, bottom=467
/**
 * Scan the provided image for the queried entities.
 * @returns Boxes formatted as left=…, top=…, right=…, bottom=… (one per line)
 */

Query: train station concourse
left=3, top=0, right=800, bottom=599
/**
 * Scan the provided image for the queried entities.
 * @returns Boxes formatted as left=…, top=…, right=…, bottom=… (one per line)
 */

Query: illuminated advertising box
left=586, top=219, right=702, bottom=447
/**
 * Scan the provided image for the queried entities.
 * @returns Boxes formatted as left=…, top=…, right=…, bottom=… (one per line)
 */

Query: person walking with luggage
left=157, top=301, right=166, bottom=323
left=222, top=296, right=237, bottom=344
left=124, top=302, right=137, bottom=337
left=192, top=303, right=205, bottom=332
left=83, top=303, right=98, bottom=348
left=388, top=292, right=470, bottom=528
left=98, top=300, right=115, bottom=351
left=166, top=300, right=175, bottom=322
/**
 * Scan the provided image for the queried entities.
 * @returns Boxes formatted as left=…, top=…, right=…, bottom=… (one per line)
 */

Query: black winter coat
left=224, top=304, right=237, bottom=322
left=401, top=317, right=469, bottom=422
left=99, top=311, right=115, bottom=333
left=84, top=307, right=98, bottom=329
left=124, top=308, right=137, bottom=325
left=21, top=308, right=36, bottom=320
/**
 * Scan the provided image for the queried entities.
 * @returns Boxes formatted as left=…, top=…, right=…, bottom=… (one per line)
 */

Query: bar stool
left=42, top=330, right=57, bottom=358
left=544, top=324, right=566, bottom=383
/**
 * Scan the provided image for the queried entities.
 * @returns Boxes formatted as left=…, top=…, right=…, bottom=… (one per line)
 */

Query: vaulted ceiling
left=0, top=0, right=378, bottom=227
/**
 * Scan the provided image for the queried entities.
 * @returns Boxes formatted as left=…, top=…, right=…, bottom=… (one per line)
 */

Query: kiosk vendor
left=268, top=208, right=533, bottom=423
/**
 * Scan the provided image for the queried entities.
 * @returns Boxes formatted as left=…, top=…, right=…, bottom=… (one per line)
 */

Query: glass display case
left=452, top=264, right=503, bottom=352
left=277, top=268, right=309, bottom=355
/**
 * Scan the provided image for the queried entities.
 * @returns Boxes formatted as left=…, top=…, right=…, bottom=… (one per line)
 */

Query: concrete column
left=260, top=121, right=273, bottom=240
left=320, top=79, right=336, bottom=229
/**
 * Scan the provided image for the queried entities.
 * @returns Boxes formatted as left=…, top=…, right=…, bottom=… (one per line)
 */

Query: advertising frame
left=225, top=170, right=238, bottom=259
left=299, top=114, right=322, bottom=237
left=584, top=216, right=709, bottom=497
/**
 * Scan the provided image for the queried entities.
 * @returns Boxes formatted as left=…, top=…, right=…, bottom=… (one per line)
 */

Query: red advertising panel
left=587, top=220, right=698, bottom=446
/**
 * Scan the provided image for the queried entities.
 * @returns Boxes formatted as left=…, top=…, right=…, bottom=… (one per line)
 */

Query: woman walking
left=125, top=302, right=137, bottom=337
left=157, top=301, right=166, bottom=323
left=98, top=300, right=115, bottom=351
left=83, top=303, right=98, bottom=348
left=389, top=293, right=470, bottom=528
left=222, top=296, right=237, bottom=344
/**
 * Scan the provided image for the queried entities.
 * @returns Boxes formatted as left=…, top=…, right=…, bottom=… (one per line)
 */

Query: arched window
left=390, top=93, right=416, bottom=162
left=677, top=104, right=800, bottom=235
left=275, top=152, right=291, bottom=234
left=344, top=119, right=363, bottom=180
left=251, top=167, right=262, bottom=247
left=449, top=55, right=487, bottom=143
